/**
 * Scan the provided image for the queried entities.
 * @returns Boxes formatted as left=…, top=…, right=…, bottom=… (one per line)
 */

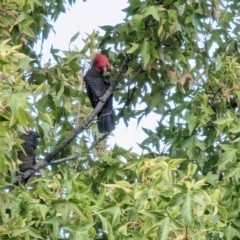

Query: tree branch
left=88, top=133, right=110, bottom=151
left=14, top=155, right=79, bottom=185
left=49, top=155, right=79, bottom=165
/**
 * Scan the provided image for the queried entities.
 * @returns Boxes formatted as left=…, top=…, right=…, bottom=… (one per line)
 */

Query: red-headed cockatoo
left=84, top=53, right=115, bottom=133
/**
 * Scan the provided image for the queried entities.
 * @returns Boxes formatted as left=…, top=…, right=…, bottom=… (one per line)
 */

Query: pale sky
left=38, top=0, right=128, bottom=61
left=36, top=0, right=158, bottom=153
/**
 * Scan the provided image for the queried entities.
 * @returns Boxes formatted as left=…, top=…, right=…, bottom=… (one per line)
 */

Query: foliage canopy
left=1, top=0, right=240, bottom=239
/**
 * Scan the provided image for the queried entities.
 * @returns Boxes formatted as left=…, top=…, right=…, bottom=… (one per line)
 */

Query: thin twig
left=88, top=133, right=110, bottom=151
left=118, top=68, right=142, bottom=90
left=51, top=155, right=79, bottom=165
left=14, top=155, right=79, bottom=185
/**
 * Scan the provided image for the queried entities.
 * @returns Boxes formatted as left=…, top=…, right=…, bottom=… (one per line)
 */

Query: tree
left=1, top=0, right=240, bottom=239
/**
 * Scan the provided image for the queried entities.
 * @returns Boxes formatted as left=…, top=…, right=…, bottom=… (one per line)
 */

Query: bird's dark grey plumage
left=84, top=67, right=115, bottom=133
left=18, top=131, right=40, bottom=184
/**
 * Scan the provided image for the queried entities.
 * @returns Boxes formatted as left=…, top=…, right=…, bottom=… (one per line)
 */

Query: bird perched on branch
left=18, top=131, right=40, bottom=184
left=84, top=53, right=115, bottom=133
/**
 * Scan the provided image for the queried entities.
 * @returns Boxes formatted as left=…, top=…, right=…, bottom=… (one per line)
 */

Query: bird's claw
left=99, top=97, right=105, bottom=102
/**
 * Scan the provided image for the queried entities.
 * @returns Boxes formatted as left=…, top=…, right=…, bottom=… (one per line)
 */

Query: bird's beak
left=36, top=137, right=41, bottom=142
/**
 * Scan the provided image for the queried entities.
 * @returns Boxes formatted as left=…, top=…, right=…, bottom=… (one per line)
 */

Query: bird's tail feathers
left=97, top=108, right=115, bottom=133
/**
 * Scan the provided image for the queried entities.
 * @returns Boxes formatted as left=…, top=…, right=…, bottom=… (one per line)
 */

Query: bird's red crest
left=93, top=53, right=111, bottom=72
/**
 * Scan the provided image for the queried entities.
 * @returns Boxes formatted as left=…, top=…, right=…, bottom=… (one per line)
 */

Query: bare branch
left=88, top=132, right=110, bottom=151
left=14, top=155, right=79, bottom=185
left=36, top=155, right=79, bottom=169
left=50, top=155, right=79, bottom=165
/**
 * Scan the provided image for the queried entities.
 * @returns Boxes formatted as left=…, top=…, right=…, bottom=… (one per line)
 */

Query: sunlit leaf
left=144, top=6, right=160, bottom=21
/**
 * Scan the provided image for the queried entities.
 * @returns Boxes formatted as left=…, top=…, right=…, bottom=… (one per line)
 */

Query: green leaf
left=17, top=108, right=35, bottom=127
left=217, top=149, right=237, bottom=166
left=218, top=205, right=228, bottom=222
left=193, top=178, right=207, bottom=190
left=45, top=217, right=59, bottom=238
left=194, top=138, right=206, bottom=151
left=220, top=144, right=235, bottom=152
left=13, top=52, right=28, bottom=59
left=0, top=38, right=11, bottom=48
left=27, top=227, right=43, bottom=239
left=144, top=6, right=160, bottom=21
left=185, top=15, right=193, bottom=24
left=37, top=94, right=55, bottom=110
left=38, top=204, right=49, bottom=221
left=118, top=224, right=128, bottom=236
left=12, top=228, right=27, bottom=237
left=224, top=224, right=240, bottom=239
left=187, top=162, right=197, bottom=176
left=127, top=43, right=139, bottom=54
left=167, top=9, right=177, bottom=22
left=69, top=31, right=80, bottom=47
left=8, top=91, right=30, bottom=126
left=140, top=41, right=158, bottom=68
left=230, top=124, right=240, bottom=133
left=33, top=0, right=45, bottom=7
left=21, top=25, right=36, bottom=39
left=19, top=56, right=32, bottom=70
left=0, top=122, right=8, bottom=136
left=168, top=192, right=185, bottom=207
left=200, top=103, right=215, bottom=115
left=0, top=155, right=8, bottom=174
left=214, top=117, right=234, bottom=125
left=181, top=193, right=193, bottom=225
left=181, top=136, right=205, bottom=159
left=224, top=163, right=240, bottom=179
left=169, top=158, right=186, bottom=169
left=140, top=41, right=151, bottom=68
left=157, top=218, right=170, bottom=240
left=185, top=114, right=198, bottom=134
left=211, top=189, right=221, bottom=203
left=232, top=137, right=240, bottom=143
